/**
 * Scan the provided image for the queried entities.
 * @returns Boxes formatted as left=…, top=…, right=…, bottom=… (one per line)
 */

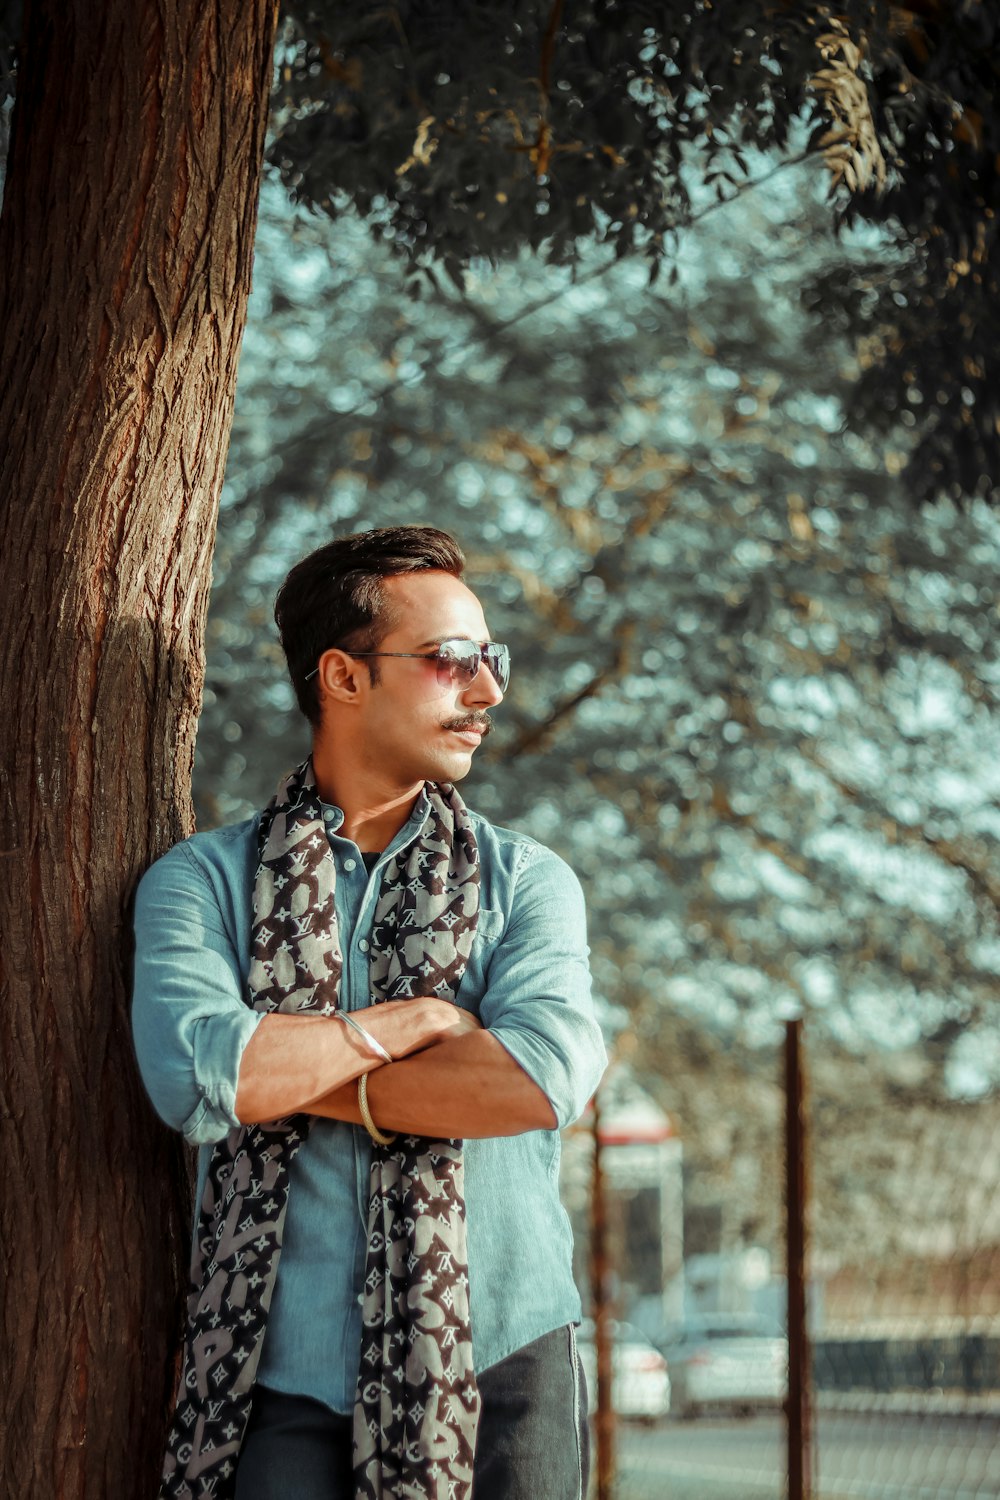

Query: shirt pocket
left=457, top=908, right=506, bottom=1009
left=474, top=907, right=506, bottom=947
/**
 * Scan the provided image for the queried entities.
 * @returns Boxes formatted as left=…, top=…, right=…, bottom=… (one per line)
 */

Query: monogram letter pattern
left=159, top=759, right=481, bottom=1499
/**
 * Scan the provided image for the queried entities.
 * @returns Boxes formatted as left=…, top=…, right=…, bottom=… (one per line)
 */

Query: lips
left=449, top=726, right=488, bottom=750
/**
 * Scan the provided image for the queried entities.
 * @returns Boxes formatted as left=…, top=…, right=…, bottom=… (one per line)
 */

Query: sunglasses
left=305, top=638, right=510, bottom=692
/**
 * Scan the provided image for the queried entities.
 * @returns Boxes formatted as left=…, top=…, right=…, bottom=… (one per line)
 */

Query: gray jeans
left=234, top=1324, right=589, bottom=1500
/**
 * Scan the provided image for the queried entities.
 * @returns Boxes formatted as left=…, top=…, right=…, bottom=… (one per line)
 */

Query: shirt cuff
left=182, top=1006, right=265, bottom=1144
left=489, top=1021, right=607, bottom=1131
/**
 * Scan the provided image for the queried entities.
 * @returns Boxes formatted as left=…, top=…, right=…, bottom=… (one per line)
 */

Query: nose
left=463, top=659, right=504, bottom=709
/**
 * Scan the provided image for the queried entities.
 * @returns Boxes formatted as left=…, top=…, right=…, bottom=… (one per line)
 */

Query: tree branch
left=500, top=619, right=636, bottom=759
left=533, top=0, right=565, bottom=179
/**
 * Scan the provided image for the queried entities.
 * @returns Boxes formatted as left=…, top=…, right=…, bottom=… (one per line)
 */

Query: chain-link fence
left=563, top=1030, right=1000, bottom=1500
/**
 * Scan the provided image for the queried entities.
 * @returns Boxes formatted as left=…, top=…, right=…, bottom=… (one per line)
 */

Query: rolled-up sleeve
left=131, top=842, right=263, bottom=1145
left=480, top=844, right=607, bottom=1129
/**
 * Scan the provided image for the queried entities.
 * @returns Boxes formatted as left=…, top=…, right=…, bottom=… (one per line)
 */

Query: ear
left=316, top=649, right=366, bottom=707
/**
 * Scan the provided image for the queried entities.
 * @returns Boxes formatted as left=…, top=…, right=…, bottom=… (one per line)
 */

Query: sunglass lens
left=484, top=644, right=510, bottom=691
left=435, top=640, right=510, bottom=691
left=436, top=640, right=481, bottom=686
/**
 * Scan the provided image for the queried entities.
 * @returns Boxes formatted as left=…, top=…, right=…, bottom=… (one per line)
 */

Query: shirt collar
left=318, top=784, right=432, bottom=855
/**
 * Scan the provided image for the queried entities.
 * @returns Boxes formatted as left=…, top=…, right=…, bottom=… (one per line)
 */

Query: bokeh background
left=1, top=4, right=997, bottom=1496
left=192, top=149, right=1000, bottom=1497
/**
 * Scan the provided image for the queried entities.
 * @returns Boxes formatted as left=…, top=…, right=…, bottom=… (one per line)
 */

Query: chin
left=422, top=753, right=474, bottom=785
left=394, top=733, right=477, bottom=787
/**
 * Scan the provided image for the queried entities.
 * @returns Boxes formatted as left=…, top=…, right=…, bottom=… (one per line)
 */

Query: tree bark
left=0, top=3, right=280, bottom=1495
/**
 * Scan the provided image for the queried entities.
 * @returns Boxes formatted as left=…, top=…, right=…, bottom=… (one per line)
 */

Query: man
left=132, top=525, right=607, bottom=1500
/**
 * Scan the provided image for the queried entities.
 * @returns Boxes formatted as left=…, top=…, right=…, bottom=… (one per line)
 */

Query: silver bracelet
left=335, top=1009, right=393, bottom=1064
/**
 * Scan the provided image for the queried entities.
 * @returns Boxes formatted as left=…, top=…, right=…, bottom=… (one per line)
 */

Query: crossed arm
left=132, top=837, right=604, bottom=1147
left=234, top=999, right=557, bottom=1138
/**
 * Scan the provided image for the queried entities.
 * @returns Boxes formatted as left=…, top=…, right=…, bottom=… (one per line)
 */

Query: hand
left=352, top=996, right=482, bottom=1060
left=413, top=997, right=483, bottom=1043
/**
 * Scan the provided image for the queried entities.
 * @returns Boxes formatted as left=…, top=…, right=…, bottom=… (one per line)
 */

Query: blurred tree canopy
left=205, top=0, right=1000, bottom=1258
left=195, top=162, right=1000, bottom=1265
left=268, top=0, right=1000, bottom=503
left=200, top=168, right=1000, bottom=1121
left=3, top=1, right=998, bottom=502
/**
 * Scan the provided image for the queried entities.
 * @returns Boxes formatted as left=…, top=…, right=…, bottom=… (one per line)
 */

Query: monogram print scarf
left=159, top=758, right=482, bottom=1499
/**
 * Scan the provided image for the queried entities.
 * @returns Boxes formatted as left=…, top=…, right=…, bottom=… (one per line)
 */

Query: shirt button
left=323, top=807, right=335, bottom=822
left=343, top=857, right=357, bottom=872
left=358, top=938, right=370, bottom=953
left=357, top=1293, right=365, bottom=1306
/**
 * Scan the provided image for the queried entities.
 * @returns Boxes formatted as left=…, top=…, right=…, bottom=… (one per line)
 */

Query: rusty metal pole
left=590, top=1086, right=616, bottom=1500
left=785, top=1018, right=813, bottom=1500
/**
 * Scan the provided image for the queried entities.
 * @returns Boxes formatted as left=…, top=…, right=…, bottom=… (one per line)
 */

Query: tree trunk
left=0, top=3, right=280, bottom=1495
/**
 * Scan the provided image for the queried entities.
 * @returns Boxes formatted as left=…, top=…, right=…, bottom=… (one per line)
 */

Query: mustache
left=443, top=713, right=493, bottom=736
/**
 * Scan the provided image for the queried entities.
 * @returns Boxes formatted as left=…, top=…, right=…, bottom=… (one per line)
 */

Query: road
left=600, top=1410, right=1000, bottom=1500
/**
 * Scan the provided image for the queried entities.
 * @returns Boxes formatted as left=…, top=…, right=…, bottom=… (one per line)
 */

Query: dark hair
left=274, top=525, right=466, bottom=724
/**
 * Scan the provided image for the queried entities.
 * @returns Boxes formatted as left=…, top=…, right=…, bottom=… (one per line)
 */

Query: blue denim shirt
left=131, top=787, right=607, bottom=1415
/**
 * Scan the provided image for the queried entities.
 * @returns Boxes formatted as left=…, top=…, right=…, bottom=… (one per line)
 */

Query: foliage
left=272, top=0, right=836, bottom=265
left=198, top=172, right=1000, bottom=1133
left=804, top=3, right=1000, bottom=505
left=267, top=0, right=1000, bottom=504
left=3, top=5, right=995, bottom=499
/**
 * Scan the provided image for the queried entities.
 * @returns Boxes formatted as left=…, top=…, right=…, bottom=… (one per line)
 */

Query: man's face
left=324, top=570, right=505, bottom=787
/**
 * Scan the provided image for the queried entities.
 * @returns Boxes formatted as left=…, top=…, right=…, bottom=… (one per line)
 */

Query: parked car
left=576, top=1320, right=671, bottom=1423
left=658, top=1315, right=788, bottom=1418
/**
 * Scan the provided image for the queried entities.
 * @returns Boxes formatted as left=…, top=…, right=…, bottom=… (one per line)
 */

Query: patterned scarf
left=159, top=758, right=482, bottom=1499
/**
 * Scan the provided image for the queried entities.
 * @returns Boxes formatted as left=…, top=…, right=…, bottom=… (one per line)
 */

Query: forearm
left=233, top=1013, right=381, bottom=1122
left=310, top=1029, right=558, bottom=1138
left=234, top=1001, right=459, bottom=1123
